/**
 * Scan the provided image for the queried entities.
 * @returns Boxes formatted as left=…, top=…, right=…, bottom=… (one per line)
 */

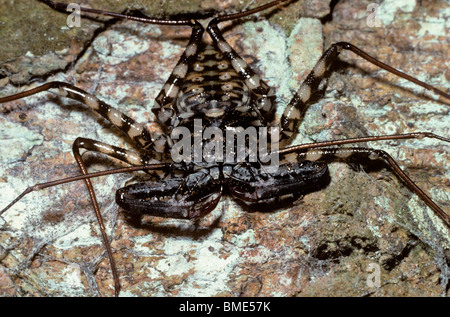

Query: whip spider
left=0, top=0, right=448, bottom=297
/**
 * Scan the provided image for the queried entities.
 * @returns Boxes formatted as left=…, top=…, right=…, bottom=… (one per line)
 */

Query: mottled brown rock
left=0, top=0, right=448, bottom=297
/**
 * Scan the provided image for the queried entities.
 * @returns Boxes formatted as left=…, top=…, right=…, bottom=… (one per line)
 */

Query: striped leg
left=151, top=22, right=204, bottom=129
left=71, top=136, right=170, bottom=296
left=203, top=1, right=294, bottom=123
left=71, top=137, right=222, bottom=294
left=72, top=137, right=171, bottom=179
left=280, top=42, right=450, bottom=145
left=0, top=81, right=167, bottom=154
left=73, top=137, right=152, bottom=166
left=71, top=138, right=122, bottom=296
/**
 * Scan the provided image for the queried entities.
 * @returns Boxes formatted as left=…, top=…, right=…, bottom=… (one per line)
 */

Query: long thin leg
left=39, top=0, right=194, bottom=26
left=279, top=132, right=450, bottom=153
left=280, top=42, right=450, bottom=144
left=40, top=0, right=291, bottom=25
left=152, top=22, right=204, bottom=129
left=70, top=137, right=166, bottom=296
left=73, top=137, right=152, bottom=166
left=72, top=144, right=120, bottom=296
left=73, top=137, right=172, bottom=181
left=0, top=81, right=166, bottom=153
left=0, top=136, right=170, bottom=296
left=0, top=165, right=172, bottom=218
left=278, top=143, right=450, bottom=228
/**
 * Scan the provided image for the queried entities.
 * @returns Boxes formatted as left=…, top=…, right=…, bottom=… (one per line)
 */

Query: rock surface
left=0, top=0, right=448, bottom=297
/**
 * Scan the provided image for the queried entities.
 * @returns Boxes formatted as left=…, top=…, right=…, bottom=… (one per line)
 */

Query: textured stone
left=0, top=0, right=448, bottom=297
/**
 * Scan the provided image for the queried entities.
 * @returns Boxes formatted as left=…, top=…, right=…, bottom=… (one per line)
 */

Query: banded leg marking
left=73, top=137, right=153, bottom=166
left=71, top=137, right=121, bottom=296
left=0, top=81, right=168, bottom=154
left=280, top=42, right=450, bottom=145
left=70, top=136, right=180, bottom=295
left=73, top=137, right=170, bottom=180
left=207, top=20, right=276, bottom=123
left=152, top=22, right=204, bottom=128
left=280, top=43, right=343, bottom=143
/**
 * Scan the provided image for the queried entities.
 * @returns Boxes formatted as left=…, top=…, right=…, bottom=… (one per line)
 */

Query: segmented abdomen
left=176, top=43, right=252, bottom=124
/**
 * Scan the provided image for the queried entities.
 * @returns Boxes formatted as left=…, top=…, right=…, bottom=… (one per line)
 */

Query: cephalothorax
left=0, top=0, right=449, bottom=296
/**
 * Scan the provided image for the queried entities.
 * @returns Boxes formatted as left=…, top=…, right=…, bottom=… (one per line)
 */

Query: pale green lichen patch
left=0, top=118, right=43, bottom=162
left=378, top=0, right=416, bottom=26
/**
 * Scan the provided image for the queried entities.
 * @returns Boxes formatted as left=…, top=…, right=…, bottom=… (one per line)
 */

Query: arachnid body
left=0, top=0, right=449, bottom=297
